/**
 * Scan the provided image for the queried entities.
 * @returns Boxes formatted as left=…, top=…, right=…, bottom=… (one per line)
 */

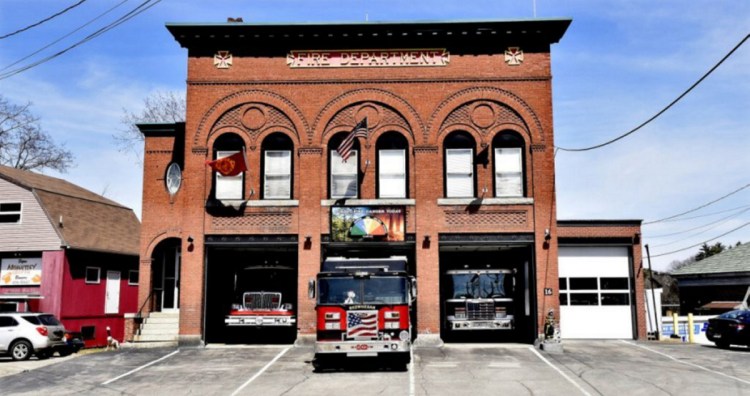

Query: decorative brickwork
left=440, top=100, right=527, bottom=135
left=444, top=210, right=528, bottom=227
left=212, top=212, right=293, bottom=232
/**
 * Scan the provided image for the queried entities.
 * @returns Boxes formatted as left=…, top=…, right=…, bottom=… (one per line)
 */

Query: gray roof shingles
left=671, top=242, right=750, bottom=276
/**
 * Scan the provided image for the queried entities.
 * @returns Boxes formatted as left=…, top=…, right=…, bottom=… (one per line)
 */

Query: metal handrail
left=135, top=289, right=156, bottom=320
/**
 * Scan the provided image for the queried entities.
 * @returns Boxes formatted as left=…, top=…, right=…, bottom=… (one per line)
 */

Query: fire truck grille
left=244, top=292, right=281, bottom=310
left=467, top=302, right=494, bottom=320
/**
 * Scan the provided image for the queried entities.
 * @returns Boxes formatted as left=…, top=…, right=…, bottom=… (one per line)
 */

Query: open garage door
left=204, top=244, right=298, bottom=344
left=559, top=246, right=634, bottom=339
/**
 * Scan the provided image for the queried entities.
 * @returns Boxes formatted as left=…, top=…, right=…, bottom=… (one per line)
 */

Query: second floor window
left=261, top=132, right=294, bottom=199
left=0, top=202, right=22, bottom=224
left=378, top=150, right=406, bottom=198
left=444, top=131, right=476, bottom=198
left=331, top=150, right=358, bottom=198
left=215, top=150, right=243, bottom=200
left=493, top=132, right=525, bottom=197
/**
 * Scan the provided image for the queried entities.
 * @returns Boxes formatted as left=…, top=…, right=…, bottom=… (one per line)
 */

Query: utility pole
left=645, top=244, right=660, bottom=340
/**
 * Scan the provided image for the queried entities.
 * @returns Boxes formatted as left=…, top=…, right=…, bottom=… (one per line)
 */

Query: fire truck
left=224, top=266, right=296, bottom=328
left=309, top=256, right=416, bottom=369
left=443, top=266, right=517, bottom=331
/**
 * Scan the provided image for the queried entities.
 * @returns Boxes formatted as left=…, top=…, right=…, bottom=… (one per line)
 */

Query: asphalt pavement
left=0, top=341, right=748, bottom=395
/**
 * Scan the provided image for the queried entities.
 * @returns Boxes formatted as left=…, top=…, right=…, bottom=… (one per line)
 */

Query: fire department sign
left=287, top=49, right=450, bottom=68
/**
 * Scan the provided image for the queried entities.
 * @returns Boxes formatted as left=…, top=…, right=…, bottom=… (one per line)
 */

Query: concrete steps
left=131, top=311, right=180, bottom=347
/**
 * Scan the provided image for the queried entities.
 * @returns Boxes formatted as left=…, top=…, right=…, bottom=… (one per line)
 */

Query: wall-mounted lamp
left=544, top=228, right=551, bottom=240
left=424, top=235, right=431, bottom=243
left=186, top=235, right=195, bottom=252
left=305, top=235, right=312, bottom=243
left=187, top=236, right=194, bottom=244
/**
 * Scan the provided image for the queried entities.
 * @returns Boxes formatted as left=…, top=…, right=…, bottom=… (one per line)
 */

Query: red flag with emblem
left=205, top=151, right=247, bottom=176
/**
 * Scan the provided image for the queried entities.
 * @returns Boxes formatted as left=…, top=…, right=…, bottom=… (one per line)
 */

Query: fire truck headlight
left=399, top=331, right=409, bottom=341
left=385, top=322, right=400, bottom=329
left=325, top=312, right=341, bottom=320
left=255, top=317, right=263, bottom=325
left=384, top=311, right=400, bottom=319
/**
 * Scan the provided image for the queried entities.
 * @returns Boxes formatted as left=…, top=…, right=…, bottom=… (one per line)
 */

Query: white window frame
left=263, top=150, right=292, bottom=199
left=128, top=270, right=139, bottom=286
left=215, top=150, right=244, bottom=200
left=445, top=148, right=474, bottom=198
left=0, top=202, right=22, bottom=224
left=378, top=149, right=406, bottom=198
left=85, top=267, right=101, bottom=284
left=330, top=150, right=358, bottom=198
left=494, top=147, right=524, bottom=197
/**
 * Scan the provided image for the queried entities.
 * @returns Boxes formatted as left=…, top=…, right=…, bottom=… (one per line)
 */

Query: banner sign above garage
left=1, top=257, right=42, bottom=286
left=287, top=49, right=450, bottom=68
left=331, top=206, right=405, bottom=242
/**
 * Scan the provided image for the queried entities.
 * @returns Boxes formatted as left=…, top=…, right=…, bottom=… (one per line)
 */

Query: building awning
left=698, top=301, right=742, bottom=311
left=0, top=293, right=44, bottom=301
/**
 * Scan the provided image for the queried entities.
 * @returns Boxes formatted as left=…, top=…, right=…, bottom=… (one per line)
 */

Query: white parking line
left=408, top=347, right=415, bottom=396
left=621, top=340, right=750, bottom=386
left=101, top=349, right=180, bottom=386
left=528, top=346, right=592, bottom=396
left=229, top=347, right=290, bottom=396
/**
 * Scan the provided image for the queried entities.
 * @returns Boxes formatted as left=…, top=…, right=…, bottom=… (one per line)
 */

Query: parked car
left=0, top=312, right=66, bottom=360
left=706, top=309, right=750, bottom=349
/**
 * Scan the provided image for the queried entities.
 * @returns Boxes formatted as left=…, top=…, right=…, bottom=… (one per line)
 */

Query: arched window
left=443, top=131, right=476, bottom=198
left=376, top=132, right=408, bottom=198
left=328, top=132, right=361, bottom=198
left=261, top=132, right=293, bottom=199
left=492, top=132, right=525, bottom=197
left=212, top=133, right=245, bottom=200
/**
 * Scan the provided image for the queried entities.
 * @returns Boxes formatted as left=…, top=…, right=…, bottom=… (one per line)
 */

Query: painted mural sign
left=287, top=49, right=450, bottom=68
left=1, top=258, right=42, bottom=286
left=331, top=206, right=405, bottom=242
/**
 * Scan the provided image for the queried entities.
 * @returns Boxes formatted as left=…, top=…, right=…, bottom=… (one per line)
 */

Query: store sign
left=287, top=49, right=450, bottom=68
left=331, top=206, right=405, bottom=242
left=1, top=258, right=42, bottom=286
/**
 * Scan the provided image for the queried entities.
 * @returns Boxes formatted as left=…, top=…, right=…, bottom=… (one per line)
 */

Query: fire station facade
left=136, top=19, right=646, bottom=345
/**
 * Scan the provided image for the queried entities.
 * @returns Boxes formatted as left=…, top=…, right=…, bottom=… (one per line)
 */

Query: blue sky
left=0, top=0, right=748, bottom=270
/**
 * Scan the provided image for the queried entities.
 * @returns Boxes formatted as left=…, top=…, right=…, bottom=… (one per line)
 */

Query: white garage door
left=559, top=246, right=634, bottom=339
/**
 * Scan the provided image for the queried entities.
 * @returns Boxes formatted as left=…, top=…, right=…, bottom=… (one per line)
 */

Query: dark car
left=706, top=309, right=750, bottom=349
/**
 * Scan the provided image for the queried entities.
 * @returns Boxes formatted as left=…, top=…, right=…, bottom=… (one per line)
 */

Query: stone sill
left=321, top=198, right=416, bottom=206
left=437, top=197, right=534, bottom=206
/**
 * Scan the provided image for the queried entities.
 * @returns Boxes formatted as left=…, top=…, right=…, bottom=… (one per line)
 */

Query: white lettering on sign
left=287, top=49, right=450, bottom=68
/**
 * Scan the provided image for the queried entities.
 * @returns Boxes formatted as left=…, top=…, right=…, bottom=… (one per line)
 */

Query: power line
left=0, top=0, right=160, bottom=80
left=644, top=203, right=750, bottom=227
left=556, top=33, right=750, bottom=152
left=0, top=0, right=88, bottom=40
left=0, top=0, right=129, bottom=73
left=649, top=220, right=750, bottom=258
left=648, top=207, right=750, bottom=247
left=646, top=205, right=750, bottom=239
left=643, top=182, right=750, bottom=225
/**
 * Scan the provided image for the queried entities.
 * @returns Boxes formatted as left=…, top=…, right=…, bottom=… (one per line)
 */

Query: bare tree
left=0, top=95, right=74, bottom=172
left=116, top=90, right=186, bottom=161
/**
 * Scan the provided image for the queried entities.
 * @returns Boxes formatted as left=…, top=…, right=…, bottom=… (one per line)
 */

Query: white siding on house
left=0, top=178, right=62, bottom=252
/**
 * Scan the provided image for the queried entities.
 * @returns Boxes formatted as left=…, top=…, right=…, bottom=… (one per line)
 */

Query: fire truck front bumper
left=448, top=318, right=514, bottom=330
left=315, top=339, right=411, bottom=357
left=225, top=315, right=296, bottom=326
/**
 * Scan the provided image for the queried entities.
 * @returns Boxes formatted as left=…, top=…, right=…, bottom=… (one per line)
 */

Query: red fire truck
left=309, top=256, right=416, bottom=369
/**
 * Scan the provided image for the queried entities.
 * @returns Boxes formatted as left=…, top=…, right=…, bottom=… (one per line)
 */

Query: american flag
left=336, top=117, right=369, bottom=162
left=347, top=310, right=378, bottom=338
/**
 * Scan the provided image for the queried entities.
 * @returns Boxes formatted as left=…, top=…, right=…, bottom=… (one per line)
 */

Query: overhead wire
left=0, top=0, right=88, bottom=40
left=645, top=204, right=750, bottom=238
left=0, top=0, right=130, bottom=73
left=0, top=0, right=161, bottom=80
left=649, top=220, right=750, bottom=258
left=556, top=33, right=749, bottom=152
left=643, top=182, right=750, bottom=225
left=648, top=207, right=750, bottom=247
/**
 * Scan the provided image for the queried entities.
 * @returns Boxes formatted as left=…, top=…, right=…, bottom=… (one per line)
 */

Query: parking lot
left=0, top=340, right=748, bottom=395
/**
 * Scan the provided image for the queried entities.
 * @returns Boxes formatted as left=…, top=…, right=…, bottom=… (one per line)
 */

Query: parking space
left=0, top=341, right=748, bottom=395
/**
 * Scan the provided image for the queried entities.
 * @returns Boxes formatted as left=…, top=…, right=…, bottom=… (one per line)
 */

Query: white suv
left=0, top=312, right=66, bottom=360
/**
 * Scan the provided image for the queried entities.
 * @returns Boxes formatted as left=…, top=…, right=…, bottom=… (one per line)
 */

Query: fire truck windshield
left=318, top=277, right=408, bottom=305
left=449, top=273, right=509, bottom=299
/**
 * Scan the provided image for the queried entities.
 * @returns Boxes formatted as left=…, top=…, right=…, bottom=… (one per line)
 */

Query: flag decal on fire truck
left=347, top=311, right=377, bottom=338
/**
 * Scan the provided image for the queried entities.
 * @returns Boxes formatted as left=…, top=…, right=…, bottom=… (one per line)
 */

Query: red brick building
left=134, top=19, right=645, bottom=345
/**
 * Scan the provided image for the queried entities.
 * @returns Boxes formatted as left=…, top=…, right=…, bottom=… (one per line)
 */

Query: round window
left=165, top=163, right=182, bottom=195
